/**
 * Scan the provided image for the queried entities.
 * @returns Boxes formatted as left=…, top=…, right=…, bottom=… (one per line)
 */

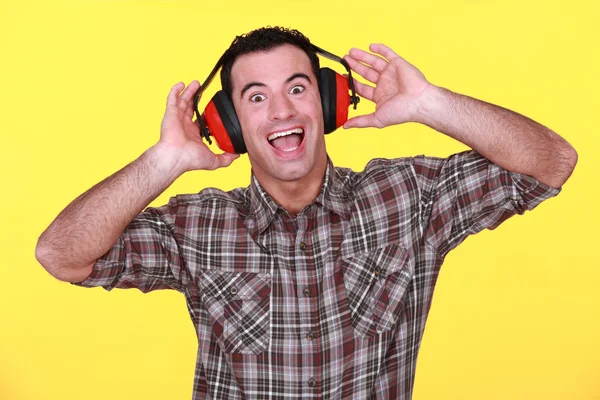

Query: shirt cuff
left=509, top=171, right=562, bottom=210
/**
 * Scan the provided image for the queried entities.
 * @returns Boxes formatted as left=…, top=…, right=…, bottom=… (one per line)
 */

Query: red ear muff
left=319, top=68, right=337, bottom=134
left=194, top=43, right=359, bottom=152
left=202, top=91, right=246, bottom=154
left=319, top=67, right=352, bottom=134
left=335, top=73, right=351, bottom=129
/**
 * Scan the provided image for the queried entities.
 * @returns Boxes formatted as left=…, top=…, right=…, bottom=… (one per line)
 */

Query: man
left=36, top=27, right=577, bottom=399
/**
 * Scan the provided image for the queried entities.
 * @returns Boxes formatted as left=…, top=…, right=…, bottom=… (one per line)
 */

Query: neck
left=254, top=159, right=328, bottom=216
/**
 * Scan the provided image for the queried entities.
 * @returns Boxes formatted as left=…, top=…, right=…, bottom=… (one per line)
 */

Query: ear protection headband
left=192, top=44, right=360, bottom=154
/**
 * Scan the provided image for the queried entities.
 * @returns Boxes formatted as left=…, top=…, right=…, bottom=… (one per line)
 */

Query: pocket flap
left=342, top=244, right=409, bottom=286
left=201, top=271, right=272, bottom=300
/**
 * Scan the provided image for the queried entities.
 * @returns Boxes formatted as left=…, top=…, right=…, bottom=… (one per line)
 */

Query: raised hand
left=343, top=44, right=434, bottom=129
left=158, top=81, right=239, bottom=171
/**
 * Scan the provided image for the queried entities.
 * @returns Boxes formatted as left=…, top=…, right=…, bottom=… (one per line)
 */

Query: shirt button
left=299, top=241, right=307, bottom=250
left=303, top=287, right=310, bottom=297
left=306, top=332, right=314, bottom=341
left=374, top=267, right=382, bottom=277
left=230, top=286, right=238, bottom=295
left=308, top=378, right=316, bottom=387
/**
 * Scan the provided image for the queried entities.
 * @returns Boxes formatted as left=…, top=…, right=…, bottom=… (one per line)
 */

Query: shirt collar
left=245, top=157, right=351, bottom=239
left=313, top=158, right=352, bottom=220
left=246, top=174, right=280, bottom=240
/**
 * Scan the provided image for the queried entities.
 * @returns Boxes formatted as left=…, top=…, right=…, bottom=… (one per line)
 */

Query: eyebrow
left=239, top=73, right=313, bottom=99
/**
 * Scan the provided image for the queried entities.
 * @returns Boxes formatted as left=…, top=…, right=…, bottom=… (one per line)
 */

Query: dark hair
left=220, top=26, right=320, bottom=99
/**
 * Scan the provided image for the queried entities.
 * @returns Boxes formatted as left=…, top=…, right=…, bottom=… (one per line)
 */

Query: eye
left=250, top=93, right=266, bottom=103
left=289, top=85, right=305, bottom=95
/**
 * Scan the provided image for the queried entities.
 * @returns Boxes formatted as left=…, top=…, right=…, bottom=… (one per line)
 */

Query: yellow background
left=1, top=0, right=598, bottom=398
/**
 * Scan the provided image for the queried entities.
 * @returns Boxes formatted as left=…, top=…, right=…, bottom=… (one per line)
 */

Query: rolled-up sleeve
left=414, top=150, right=561, bottom=258
left=72, top=204, right=188, bottom=293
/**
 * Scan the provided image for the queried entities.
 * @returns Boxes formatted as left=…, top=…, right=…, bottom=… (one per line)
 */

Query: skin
left=34, top=79, right=239, bottom=282
left=343, top=44, right=578, bottom=188
left=229, top=45, right=328, bottom=214
left=35, top=41, right=577, bottom=283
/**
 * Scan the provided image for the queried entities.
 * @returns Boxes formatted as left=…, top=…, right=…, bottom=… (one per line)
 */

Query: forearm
left=413, top=85, right=577, bottom=188
left=36, top=145, right=184, bottom=282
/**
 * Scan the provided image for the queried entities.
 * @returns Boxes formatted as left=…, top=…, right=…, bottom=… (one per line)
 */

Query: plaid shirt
left=76, top=150, right=560, bottom=399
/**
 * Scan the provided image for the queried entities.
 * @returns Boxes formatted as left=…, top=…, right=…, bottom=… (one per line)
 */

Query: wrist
left=410, top=84, right=450, bottom=127
left=144, top=143, right=188, bottom=181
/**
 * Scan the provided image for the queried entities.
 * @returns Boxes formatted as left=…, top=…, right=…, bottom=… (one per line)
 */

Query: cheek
left=235, top=107, right=252, bottom=134
left=239, top=112, right=264, bottom=149
left=306, top=94, right=324, bottom=121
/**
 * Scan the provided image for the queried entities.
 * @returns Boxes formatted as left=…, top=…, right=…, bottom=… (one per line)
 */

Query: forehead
left=230, top=44, right=315, bottom=90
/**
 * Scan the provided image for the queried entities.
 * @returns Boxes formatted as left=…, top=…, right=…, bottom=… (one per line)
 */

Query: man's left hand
left=343, top=44, right=433, bottom=129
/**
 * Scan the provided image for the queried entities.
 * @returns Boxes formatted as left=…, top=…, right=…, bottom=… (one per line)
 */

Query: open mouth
left=267, top=127, right=305, bottom=152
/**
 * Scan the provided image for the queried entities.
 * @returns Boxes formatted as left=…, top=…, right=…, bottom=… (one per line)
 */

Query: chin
left=269, top=164, right=313, bottom=182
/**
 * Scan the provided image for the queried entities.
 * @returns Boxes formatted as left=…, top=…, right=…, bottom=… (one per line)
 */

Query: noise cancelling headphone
left=193, top=44, right=360, bottom=154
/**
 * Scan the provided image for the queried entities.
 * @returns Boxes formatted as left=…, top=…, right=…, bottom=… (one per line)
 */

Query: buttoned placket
left=294, top=210, right=320, bottom=396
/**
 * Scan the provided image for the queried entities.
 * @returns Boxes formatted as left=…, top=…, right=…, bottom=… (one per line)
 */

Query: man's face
left=230, top=44, right=326, bottom=188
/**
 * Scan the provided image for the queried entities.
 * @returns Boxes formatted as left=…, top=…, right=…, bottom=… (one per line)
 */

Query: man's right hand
left=157, top=81, right=239, bottom=173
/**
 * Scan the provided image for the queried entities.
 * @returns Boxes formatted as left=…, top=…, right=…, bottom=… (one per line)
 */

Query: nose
left=268, top=93, right=296, bottom=121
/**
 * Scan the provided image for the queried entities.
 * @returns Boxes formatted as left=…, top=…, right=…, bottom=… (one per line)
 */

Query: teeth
left=267, top=128, right=304, bottom=141
left=282, top=146, right=299, bottom=152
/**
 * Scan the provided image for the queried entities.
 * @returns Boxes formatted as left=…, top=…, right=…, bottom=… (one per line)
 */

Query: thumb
left=343, top=114, right=382, bottom=129
left=210, top=152, right=240, bottom=170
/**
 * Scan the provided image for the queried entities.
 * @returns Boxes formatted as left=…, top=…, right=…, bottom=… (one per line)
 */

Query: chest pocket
left=200, top=271, right=271, bottom=354
left=339, top=244, right=412, bottom=338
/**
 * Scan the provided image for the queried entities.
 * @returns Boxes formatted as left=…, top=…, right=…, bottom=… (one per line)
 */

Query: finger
left=167, top=82, right=184, bottom=107
left=348, top=47, right=389, bottom=72
left=180, top=80, right=200, bottom=104
left=343, top=74, right=375, bottom=101
left=369, top=43, right=401, bottom=62
left=343, top=113, right=383, bottom=129
left=344, top=55, right=380, bottom=84
left=177, top=80, right=200, bottom=112
left=182, top=81, right=201, bottom=118
left=185, top=107, right=195, bottom=120
left=210, top=152, right=240, bottom=170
